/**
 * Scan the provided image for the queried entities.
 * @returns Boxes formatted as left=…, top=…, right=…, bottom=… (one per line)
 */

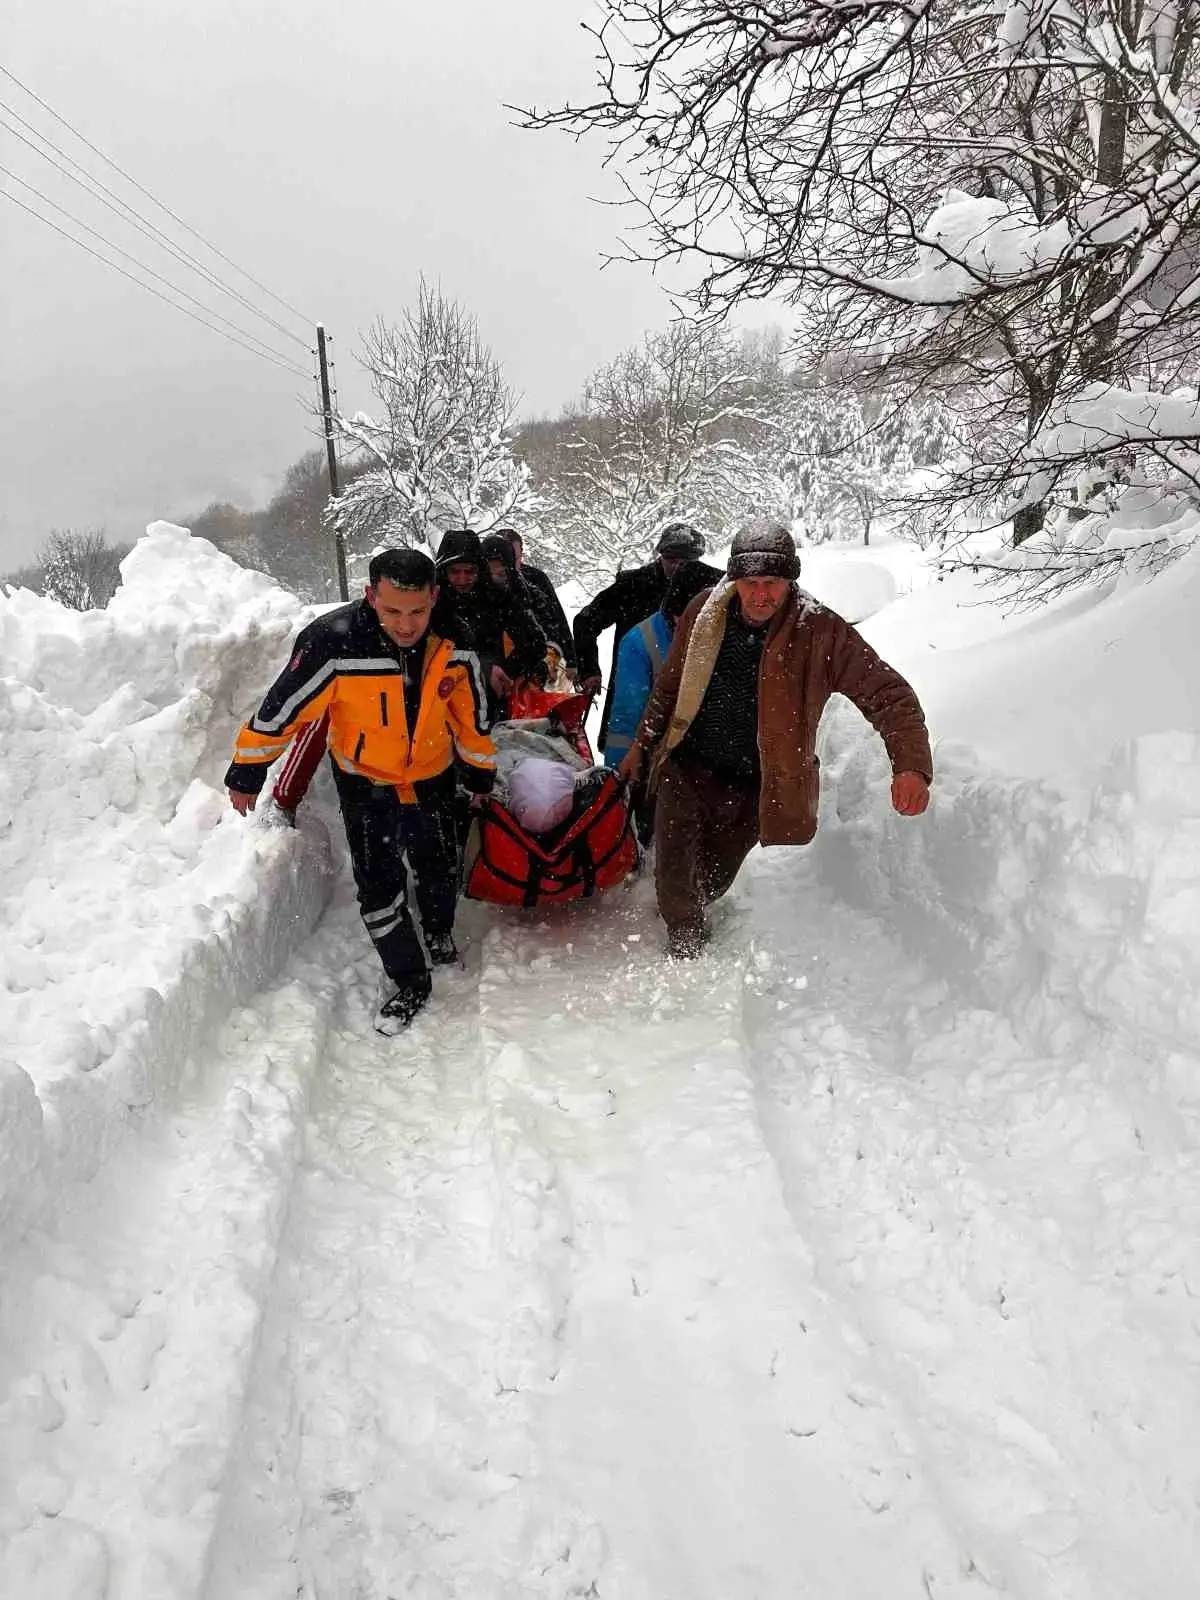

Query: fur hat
left=727, top=518, right=800, bottom=581
left=655, top=522, right=706, bottom=560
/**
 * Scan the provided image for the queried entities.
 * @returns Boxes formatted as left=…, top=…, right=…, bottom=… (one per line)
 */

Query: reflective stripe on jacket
left=226, top=599, right=495, bottom=801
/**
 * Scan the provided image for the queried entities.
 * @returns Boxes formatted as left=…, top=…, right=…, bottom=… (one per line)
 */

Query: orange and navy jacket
left=224, top=600, right=496, bottom=801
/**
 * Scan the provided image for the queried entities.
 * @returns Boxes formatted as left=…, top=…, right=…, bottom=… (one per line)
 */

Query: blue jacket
left=603, top=610, right=672, bottom=767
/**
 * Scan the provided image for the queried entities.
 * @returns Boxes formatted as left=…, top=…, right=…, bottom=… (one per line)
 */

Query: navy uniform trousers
left=332, top=763, right=459, bottom=984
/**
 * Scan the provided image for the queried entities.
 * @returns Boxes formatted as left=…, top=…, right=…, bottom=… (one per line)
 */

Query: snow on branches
left=328, top=279, right=534, bottom=567
left=532, top=321, right=788, bottom=583
left=523, top=0, right=1200, bottom=564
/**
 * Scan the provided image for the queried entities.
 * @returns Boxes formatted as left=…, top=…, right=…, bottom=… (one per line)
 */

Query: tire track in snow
left=740, top=849, right=1200, bottom=1600
left=202, top=893, right=599, bottom=1600
left=471, top=875, right=974, bottom=1599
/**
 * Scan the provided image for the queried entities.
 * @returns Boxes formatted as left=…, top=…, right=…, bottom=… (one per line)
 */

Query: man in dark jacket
left=496, top=529, right=575, bottom=670
left=480, top=533, right=570, bottom=667
left=573, top=522, right=723, bottom=753
left=620, top=520, right=933, bottom=959
left=434, top=528, right=547, bottom=714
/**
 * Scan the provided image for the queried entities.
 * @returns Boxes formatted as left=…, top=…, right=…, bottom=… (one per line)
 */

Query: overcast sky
left=0, top=0, right=680, bottom=569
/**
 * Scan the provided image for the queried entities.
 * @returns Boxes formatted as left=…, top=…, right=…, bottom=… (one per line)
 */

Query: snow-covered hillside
left=2, top=526, right=1198, bottom=1598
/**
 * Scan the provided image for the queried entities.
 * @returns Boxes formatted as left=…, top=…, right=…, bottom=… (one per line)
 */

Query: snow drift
left=818, top=542, right=1200, bottom=1043
left=3, top=520, right=1200, bottom=1598
left=0, top=524, right=331, bottom=1258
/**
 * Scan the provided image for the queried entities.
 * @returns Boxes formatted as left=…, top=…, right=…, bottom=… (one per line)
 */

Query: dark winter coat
left=637, top=581, right=932, bottom=846
left=434, top=529, right=547, bottom=688
left=573, top=558, right=723, bottom=749
left=479, top=536, right=564, bottom=670
left=520, top=561, right=575, bottom=666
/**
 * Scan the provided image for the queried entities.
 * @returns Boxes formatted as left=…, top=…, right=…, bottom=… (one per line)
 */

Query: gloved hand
left=891, top=772, right=930, bottom=816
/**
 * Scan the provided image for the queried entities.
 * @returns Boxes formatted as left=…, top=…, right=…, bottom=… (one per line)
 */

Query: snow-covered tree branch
left=533, top=321, right=787, bottom=582
left=522, top=0, right=1200, bottom=551
left=328, top=279, right=534, bottom=563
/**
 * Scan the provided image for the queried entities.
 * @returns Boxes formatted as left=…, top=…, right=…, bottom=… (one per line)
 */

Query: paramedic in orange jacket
left=225, top=548, right=495, bottom=1034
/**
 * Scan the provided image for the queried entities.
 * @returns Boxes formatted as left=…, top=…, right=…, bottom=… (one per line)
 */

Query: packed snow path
left=202, top=872, right=968, bottom=1600
left=5, top=833, right=1199, bottom=1598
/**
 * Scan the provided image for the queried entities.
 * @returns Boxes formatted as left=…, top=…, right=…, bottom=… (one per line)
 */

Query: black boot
left=425, top=930, right=460, bottom=967
left=666, top=917, right=711, bottom=961
left=374, top=973, right=432, bottom=1035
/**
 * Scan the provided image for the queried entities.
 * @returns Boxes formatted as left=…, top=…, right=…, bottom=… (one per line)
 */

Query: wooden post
left=316, top=324, right=348, bottom=600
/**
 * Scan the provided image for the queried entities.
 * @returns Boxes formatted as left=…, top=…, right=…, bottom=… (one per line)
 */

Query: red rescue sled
left=463, top=682, right=639, bottom=907
left=463, top=771, right=639, bottom=907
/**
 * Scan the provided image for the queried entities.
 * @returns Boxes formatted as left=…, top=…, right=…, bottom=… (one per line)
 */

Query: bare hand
left=490, top=664, right=514, bottom=696
left=228, top=789, right=257, bottom=816
left=891, top=772, right=930, bottom=817
left=579, top=674, right=603, bottom=697
left=618, top=745, right=645, bottom=782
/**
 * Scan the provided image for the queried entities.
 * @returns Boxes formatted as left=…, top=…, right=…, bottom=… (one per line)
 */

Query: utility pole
left=316, top=323, right=349, bottom=600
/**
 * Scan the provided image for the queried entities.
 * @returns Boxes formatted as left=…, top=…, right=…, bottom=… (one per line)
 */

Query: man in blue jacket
left=604, top=561, right=717, bottom=769
left=573, top=523, right=722, bottom=753
left=603, top=560, right=715, bottom=842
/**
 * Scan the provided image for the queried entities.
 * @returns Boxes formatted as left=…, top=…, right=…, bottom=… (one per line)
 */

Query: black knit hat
left=727, top=519, right=800, bottom=581
left=436, top=527, right=483, bottom=569
left=655, top=522, right=706, bottom=560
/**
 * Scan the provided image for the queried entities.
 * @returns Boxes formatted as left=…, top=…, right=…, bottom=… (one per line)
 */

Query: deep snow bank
left=0, top=524, right=332, bottom=1255
left=818, top=727, right=1200, bottom=1051
left=863, top=542, right=1200, bottom=791
left=814, top=543, right=1200, bottom=1047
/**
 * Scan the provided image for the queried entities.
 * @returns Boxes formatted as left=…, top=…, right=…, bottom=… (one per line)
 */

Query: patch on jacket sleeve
left=437, top=674, right=456, bottom=700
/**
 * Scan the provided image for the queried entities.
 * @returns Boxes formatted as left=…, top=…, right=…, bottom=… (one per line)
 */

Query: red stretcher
left=463, top=772, right=639, bottom=906
left=462, top=687, right=640, bottom=906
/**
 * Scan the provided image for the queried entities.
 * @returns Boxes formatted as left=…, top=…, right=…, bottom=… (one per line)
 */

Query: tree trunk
left=1079, top=70, right=1130, bottom=385
left=1012, top=502, right=1046, bottom=546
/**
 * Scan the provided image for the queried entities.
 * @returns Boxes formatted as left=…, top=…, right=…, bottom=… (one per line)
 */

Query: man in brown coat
left=619, top=519, right=932, bottom=957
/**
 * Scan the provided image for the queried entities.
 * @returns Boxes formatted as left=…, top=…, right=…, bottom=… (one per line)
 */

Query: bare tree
left=39, top=530, right=127, bottom=610
left=535, top=320, right=786, bottom=581
left=330, top=278, right=533, bottom=564
left=523, top=1, right=1200, bottom=550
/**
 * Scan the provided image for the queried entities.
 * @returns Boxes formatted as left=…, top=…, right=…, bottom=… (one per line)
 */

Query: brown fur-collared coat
left=636, top=580, right=932, bottom=846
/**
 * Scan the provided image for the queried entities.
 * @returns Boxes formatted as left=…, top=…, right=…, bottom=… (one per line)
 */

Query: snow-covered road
left=8, top=842, right=1198, bottom=1598
left=5, top=528, right=1200, bottom=1598
left=203, top=871, right=974, bottom=1600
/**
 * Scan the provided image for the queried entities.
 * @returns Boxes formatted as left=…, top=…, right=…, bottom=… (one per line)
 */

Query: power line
left=2, top=188, right=312, bottom=379
left=1, top=164, right=314, bottom=374
left=0, top=99, right=311, bottom=350
left=0, top=60, right=314, bottom=330
left=0, top=100, right=311, bottom=349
